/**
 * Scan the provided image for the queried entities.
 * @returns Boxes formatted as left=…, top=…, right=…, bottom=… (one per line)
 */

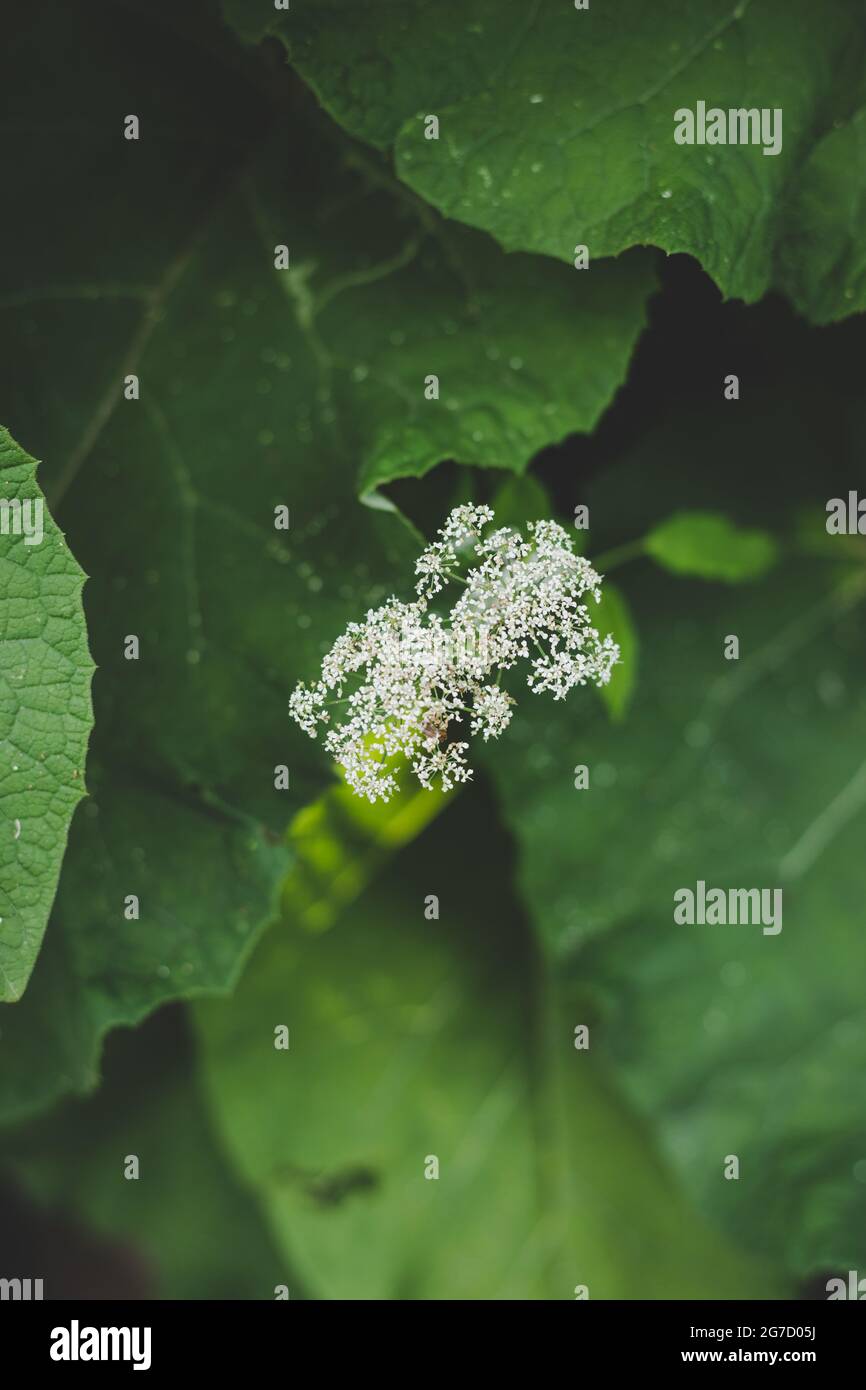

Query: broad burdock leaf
left=483, top=430, right=866, bottom=1280
left=230, top=0, right=866, bottom=321
left=196, top=790, right=782, bottom=1300
left=777, top=105, right=866, bottom=324
left=558, top=564, right=866, bottom=1279
left=0, top=428, right=94, bottom=1002
left=0, top=2, right=651, bottom=1120
left=0, top=1010, right=287, bottom=1299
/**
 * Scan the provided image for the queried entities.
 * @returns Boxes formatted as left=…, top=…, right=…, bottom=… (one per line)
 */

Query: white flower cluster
left=289, top=504, right=619, bottom=801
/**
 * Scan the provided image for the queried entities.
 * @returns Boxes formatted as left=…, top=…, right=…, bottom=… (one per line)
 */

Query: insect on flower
left=289, top=504, right=620, bottom=802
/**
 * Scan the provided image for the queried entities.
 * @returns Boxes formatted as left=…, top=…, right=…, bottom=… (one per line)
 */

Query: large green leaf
left=0, top=1008, right=287, bottom=1299
left=196, top=789, right=781, bottom=1299
left=483, top=421, right=866, bottom=1280
left=0, top=428, right=93, bottom=1001
left=0, top=1, right=651, bottom=1122
left=232, top=0, right=866, bottom=321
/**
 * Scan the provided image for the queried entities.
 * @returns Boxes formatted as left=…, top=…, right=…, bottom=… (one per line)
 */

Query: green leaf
left=573, top=564, right=866, bottom=1279
left=196, top=791, right=781, bottom=1300
left=0, top=790, right=290, bottom=1125
left=235, top=0, right=866, bottom=320
left=777, top=106, right=866, bottom=324
left=0, top=3, right=651, bottom=1121
left=0, top=427, right=93, bottom=1002
left=488, top=473, right=551, bottom=528
left=0, top=1009, right=287, bottom=1299
left=644, top=510, right=779, bottom=582
left=344, top=229, right=654, bottom=495
left=594, top=582, right=637, bottom=721
left=483, top=431, right=866, bottom=1280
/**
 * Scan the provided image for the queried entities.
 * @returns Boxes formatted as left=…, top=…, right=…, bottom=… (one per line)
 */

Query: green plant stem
left=591, top=537, right=647, bottom=572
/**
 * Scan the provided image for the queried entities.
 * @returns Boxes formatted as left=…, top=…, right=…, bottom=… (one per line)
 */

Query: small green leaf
left=644, top=511, right=778, bottom=582
left=0, top=427, right=93, bottom=1002
left=488, top=474, right=550, bottom=529
left=594, top=582, right=637, bottom=721
left=791, top=505, right=866, bottom=562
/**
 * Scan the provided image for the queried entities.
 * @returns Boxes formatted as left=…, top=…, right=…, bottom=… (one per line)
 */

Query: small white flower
left=470, top=684, right=514, bottom=739
left=289, top=506, right=619, bottom=801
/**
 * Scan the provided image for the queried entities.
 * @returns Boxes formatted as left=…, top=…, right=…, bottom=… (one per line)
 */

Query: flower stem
left=591, top=537, right=647, bottom=572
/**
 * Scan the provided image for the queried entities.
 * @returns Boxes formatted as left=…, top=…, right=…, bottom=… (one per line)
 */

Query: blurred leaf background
left=0, top=0, right=864, bottom=1299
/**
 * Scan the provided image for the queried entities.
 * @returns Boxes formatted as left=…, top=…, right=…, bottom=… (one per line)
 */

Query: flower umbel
left=289, top=505, right=619, bottom=801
